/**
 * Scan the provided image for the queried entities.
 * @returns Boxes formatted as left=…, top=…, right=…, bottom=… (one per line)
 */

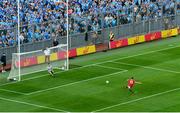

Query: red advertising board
left=95, top=44, right=108, bottom=52
left=69, top=49, right=77, bottom=58
left=57, top=48, right=77, bottom=59
left=16, top=56, right=38, bottom=67
left=145, top=32, right=161, bottom=42
left=110, top=38, right=128, bottom=49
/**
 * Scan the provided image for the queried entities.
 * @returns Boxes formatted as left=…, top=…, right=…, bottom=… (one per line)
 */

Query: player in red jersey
left=127, top=77, right=142, bottom=94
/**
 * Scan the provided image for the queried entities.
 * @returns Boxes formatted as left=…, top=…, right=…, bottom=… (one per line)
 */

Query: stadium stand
left=0, top=0, right=179, bottom=48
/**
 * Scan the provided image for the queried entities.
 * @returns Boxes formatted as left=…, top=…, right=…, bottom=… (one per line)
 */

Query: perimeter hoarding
left=57, top=49, right=77, bottom=59
left=128, top=35, right=145, bottom=45
left=110, top=38, right=128, bottom=49
left=145, top=32, right=161, bottom=41
left=76, top=45, right=96, bottom=56
left=161, top=28, right=178, bottom=38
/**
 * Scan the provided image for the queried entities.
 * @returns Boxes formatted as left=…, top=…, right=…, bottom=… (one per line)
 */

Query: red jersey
left=128, top=79, right=135, bottom=88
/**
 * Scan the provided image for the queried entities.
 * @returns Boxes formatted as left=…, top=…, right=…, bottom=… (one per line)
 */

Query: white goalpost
left=9, top=0, right=69, bottom=81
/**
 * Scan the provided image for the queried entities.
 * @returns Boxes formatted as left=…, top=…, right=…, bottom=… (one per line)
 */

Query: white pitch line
left=26, top=70, right=128, bottom=95
left=93, top=87, right=180, bottom=112
left=112, top=62, right=180, bottom=74
left=0, top=88, right=26, bottom=95
left=0, top=96, right=67, bottom=112
left=0, top=45, right=179, bottom=87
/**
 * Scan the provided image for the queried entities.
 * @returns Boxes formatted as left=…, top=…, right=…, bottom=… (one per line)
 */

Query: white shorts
left=48, top=70, right=52, bottom=73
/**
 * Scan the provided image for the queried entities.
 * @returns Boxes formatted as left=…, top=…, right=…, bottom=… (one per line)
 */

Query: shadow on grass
left=69, top=64, right=82, bottom=69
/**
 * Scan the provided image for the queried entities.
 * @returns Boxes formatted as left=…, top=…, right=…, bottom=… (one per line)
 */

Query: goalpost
left=9, top=0, right=69, bottom=81
left=8, top=44, right=68, bottom=81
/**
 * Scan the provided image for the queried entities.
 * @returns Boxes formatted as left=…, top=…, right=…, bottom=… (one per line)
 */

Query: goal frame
left=16, top=0, right=69, bottom=81
left=9, top=44, right=68, bottom=81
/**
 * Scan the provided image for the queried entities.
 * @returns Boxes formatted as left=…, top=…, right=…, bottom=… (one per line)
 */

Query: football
left=61, top=66, right=65, bottom=70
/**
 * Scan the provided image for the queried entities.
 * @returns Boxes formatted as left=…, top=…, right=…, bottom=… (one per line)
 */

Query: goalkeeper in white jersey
left=47, top=63, right=54, bottom=77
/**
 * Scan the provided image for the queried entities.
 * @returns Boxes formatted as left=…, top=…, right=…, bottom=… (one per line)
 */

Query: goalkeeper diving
left=47, top=63, right=54, bottom=77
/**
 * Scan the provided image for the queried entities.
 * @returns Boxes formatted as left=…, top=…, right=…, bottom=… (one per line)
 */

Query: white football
left=13, top=78, right=17, bottom=81
left=106, top=80, right=109, bottom=84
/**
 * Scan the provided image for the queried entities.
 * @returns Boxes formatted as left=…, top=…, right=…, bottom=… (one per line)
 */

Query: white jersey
left=44, top=48, right=50, bottom=56
left=47, top=65, right=53, bottom=72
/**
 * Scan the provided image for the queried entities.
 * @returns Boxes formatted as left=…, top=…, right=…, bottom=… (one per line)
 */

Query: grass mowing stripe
left=0, top=96, right=67, bottom=112
left=93, top=87, right=180, bottom=112
left=1, top=44, right=179, bottom=87
left=0, top=88, right=26, bottom=95
left=26, top=70, right=128, bottom=95
left=112, top=62, right=180, bottom=74
left=95, top=65, right=127, bottom=71
left=0, top=65, right=123, bottom=95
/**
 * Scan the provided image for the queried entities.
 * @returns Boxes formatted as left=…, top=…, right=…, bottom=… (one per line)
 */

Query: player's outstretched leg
left=51, top=71, right=55, bottom=77
left=49, top=71, right=54, bottom=77
left=47, top=63, right=54, bottom=77
left=129, top=88, right=134, bottom=94
left=127, top=86, right=134, bottom=95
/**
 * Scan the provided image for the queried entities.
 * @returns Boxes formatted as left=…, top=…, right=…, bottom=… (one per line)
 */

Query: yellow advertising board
left=50, top=53, right=58, bottom=61
left=128, top=35, right=145, bottom=45
left=37, top=55, right=45, bottom=64
left=161, top=28, right=178, bottom=38
left=77, top=45, right=96, bottom=56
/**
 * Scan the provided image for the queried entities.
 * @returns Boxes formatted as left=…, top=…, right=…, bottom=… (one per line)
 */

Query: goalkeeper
left=47, top=63, right=54, bottom=77
left=44, top=47, right=50, bottom=63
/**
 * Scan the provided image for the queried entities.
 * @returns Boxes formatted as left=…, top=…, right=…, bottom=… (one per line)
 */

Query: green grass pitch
left=0, top=36, right=180, bottom=112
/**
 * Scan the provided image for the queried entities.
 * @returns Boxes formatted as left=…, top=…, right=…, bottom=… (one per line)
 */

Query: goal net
left=8, top=44, right=68, bottom=81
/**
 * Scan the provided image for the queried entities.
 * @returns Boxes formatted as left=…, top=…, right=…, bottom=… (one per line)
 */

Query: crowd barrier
left=110, top=28, right=179, bottom=49
left=1, top=27, right=180, bottom=70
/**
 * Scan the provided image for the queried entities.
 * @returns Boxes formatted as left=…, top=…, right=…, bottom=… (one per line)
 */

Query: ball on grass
left=61, top=66, right=65, bottom=70
left=106, top=80, right=109, bottom=84
left=13, top=78, right=17, bottom=81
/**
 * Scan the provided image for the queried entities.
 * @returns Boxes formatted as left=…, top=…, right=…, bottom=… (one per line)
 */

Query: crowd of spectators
left=0, top=0, right=179, bottom=48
